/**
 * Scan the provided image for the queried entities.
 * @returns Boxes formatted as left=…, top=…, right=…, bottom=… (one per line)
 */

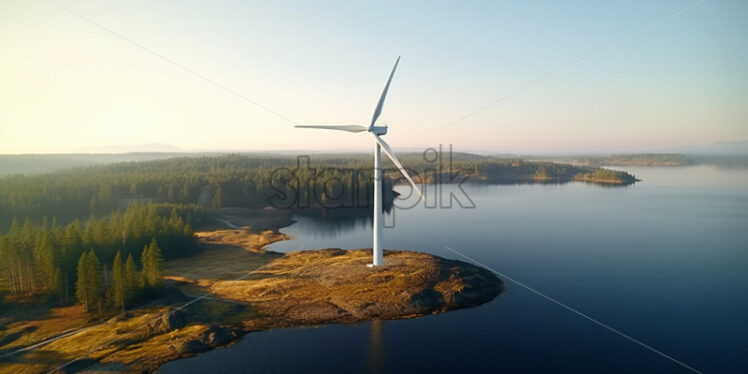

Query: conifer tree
left=75, top=253, right=89, bottom=311
left=212, top=186, right=223, bottom=209
left=34, top=233, right=57, bottom=294
left=140, top=238, right=163, bottom=287
left=124, top=253, right=138, bottom=302
left=140, top=243, right=151, bottom=288
left=111, top=250, right=125, bottom=312
left=76, top=249, right=102, bottom=313
left=148, top=238, right=163, bottom=285
left=85, top=249, right=102, bottom=314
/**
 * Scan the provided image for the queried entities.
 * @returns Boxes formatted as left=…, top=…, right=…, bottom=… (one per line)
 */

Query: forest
left=0, top=202, right=197, bottom=310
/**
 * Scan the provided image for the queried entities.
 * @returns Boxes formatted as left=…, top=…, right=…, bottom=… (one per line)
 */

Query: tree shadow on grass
left=0, top=326, right=38, bottom=350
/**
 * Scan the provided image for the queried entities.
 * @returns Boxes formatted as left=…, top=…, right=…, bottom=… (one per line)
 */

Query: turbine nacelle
left=369, top=125, right=388, bottom=135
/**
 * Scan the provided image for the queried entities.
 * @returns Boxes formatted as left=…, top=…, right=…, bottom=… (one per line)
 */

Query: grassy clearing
left=163, top=229, right=285, bottom=296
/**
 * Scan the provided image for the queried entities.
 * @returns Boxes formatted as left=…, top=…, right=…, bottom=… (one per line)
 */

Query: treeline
left=523, top=153, right=694, bottom=167
left=75, top=239, right=162, bottom=314
left=0, top=155, right=379, bottom=227
left=0, top=202, right=198, bottom=303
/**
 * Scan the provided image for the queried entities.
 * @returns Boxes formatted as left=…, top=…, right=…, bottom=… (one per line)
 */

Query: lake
left=162, top=165, right=748, bottom=373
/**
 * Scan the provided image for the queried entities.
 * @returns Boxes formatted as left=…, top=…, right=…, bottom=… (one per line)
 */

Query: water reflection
left=286, top=194, right=395, bottom=241
left=366, top=320, right=386, bottom=374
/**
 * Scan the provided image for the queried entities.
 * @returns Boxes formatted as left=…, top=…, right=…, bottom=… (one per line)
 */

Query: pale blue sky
left=1, top=0, right=746, bottom=154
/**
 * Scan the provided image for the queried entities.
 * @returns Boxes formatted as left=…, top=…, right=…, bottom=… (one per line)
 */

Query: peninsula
left=0, top=214, right=502, bottom=373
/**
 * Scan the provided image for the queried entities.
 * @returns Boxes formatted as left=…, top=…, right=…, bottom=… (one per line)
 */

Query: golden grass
left=162, top=229, right=285, bottom=296
left=163, top=241, right=281, bottom=286
left=195, top=229, right=289, bottom=252
left=0, top=304, right=90, bottom=352
left=100, top=323, right=209, bottom=371
left=210, top=249, right=502, bottom=324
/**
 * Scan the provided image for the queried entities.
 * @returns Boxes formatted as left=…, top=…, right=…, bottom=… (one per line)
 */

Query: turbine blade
left=370, top=133, right=424, bottom=201
left=295, top=125, right=367, bottom=133
left=370, top=56, right=400, bottom=129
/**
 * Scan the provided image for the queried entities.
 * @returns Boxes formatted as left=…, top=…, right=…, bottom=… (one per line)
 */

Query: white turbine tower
left=296, top=56, right=423, bottom=267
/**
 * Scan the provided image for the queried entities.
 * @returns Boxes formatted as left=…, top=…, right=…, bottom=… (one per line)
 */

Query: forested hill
left=0, top=153, right=185, bottom=176
left=0, top=153, right=636, bottom=228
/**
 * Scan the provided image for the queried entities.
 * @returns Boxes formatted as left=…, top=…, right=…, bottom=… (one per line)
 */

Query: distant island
left=522, top=153, right=748, bottom=168
left=524, top=153, right=695, bottom=167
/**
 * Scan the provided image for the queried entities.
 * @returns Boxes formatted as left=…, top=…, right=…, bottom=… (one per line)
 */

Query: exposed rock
left=175, top=339, right=208, bottom=355
left=201, top=325, right=234, bottom=347
left=409, top=288, right=446, bottom=310
left=148, top=309, right=189, bottom=334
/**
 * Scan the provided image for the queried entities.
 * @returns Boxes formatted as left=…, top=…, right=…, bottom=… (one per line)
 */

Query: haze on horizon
left=1, top=0, right=746, bottom=155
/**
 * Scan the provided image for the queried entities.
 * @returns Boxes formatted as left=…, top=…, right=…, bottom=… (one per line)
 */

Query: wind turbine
left=296, top=56, right=423, bottom=267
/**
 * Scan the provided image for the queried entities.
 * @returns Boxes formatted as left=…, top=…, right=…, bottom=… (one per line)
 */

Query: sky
left=1, top=0, right=746, bottom=154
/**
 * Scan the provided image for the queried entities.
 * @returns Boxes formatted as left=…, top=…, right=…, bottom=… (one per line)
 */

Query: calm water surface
left=162, top=166, right=748, bottom=373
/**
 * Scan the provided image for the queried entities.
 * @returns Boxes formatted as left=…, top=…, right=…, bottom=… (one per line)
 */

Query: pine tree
left=85, top=249, right=102, bottom=315
left=124, top=253, right=138, bottom=302
left=76, top=250, right=103, bottom=313
left=140, top=238, right=163, bottom=287
left=140, top=243, right=151, bottom=288
left=5, top=219, right=20, bottom=294
left=34, top=232, right=57, bottom=294
left=212, top=187, right=223, bottom=209
left=64, top=220, right=83, bottom=252
left=83, top=214, right=98, bottom=247
left=62, top=220, right=83, bottom=275
left=75, top=253, right=89, bottom=311
left=19, top=218, right=35, bottom=293
left=111, top=250, right=125, bottom=312
left=149, top=238, right=163, bottom=285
